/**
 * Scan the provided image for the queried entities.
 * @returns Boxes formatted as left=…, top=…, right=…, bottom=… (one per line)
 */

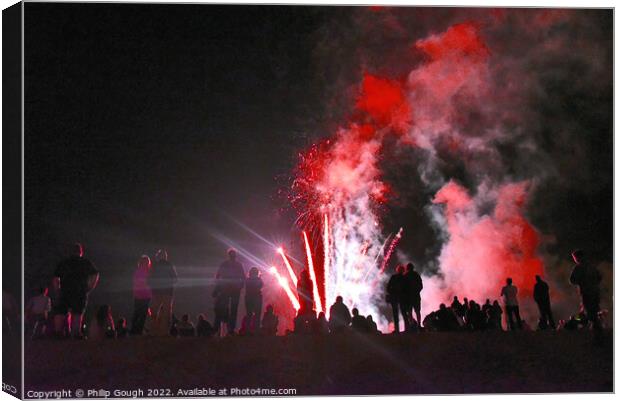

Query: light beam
left=303, top=231, right=323, bottom=313
left=277, top=247, right=298, bottom=287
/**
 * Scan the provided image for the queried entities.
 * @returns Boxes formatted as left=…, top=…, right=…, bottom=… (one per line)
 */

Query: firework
left=269, top=266, right=300, bottom=311
left=323, top=214, right=331, bottom=317
left=277, top=247, right=298, bottom=287
left=302, top=231, right=323, bottom=313
left=379, top=227, right=403, bottom=275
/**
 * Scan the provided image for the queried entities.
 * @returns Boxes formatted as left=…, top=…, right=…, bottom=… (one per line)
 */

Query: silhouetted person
left=215, top=248, right=245, bottom=334
left=482, top=299, right=492, bottom=316
left=239, top=312, right=258, bottom=336
left=489, top=300, right=503, bottom=330
left=148, top=249, right=178, bottom=336
left=533, top=275, right=555, bottom=329
left=293, top=309, right=316, bottom=334
left=569, top=250, right=602, bottom=330
left=177, top=314, right=196, bottom=337
left=261, top=304, right=279, bottom=336
left=196, top=314, right=215, bottom=337
left=451, top=296, right=462, bottom=314
left=351, top=308, right=369, bottom=333
left=466, top=300, right=486, bottom=331
left=436, top=304, right=459, bottom=331
left=386, top=265, right=409, bottom=333
left=404, top=263, right=423, bottom=329
left=213, top=284, right=229, bottom=336
left=245, top=267, right=263, bottom=319
left=501, top=278, right=522, bottom=331
left=366, top=315, right=379, bottom=334
left=297, top=269, right=314, bottom=314
left=328, top=296, right=351, bottom=333
left=53, top=243, right=99, bottom=338
left=131, top=255, right=152, bottom=335
left=88, top=305, right=115, bottom=340
left=461, top=297, right=469, bottom=318
left=313, top=311, right=330, bottom=335
left=26, top=287, right=51, bottom=339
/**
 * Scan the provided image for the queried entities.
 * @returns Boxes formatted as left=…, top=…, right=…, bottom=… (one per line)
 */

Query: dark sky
left=23, top=4, right=613, bottom=321
left=24, top=3, right=339, bottom=318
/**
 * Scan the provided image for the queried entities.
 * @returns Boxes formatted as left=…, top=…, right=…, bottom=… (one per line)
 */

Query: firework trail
left=323, top=214, right=332, bottom=318
left=277, top=247, right=298, bottom=287
left=379, top=227, right=403, bottom=276
left=303, top=231, right=324, bottom=313
left=269, top=266, right=300, bottom=311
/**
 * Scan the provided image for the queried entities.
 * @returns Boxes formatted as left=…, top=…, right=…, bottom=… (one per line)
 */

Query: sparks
left=302, top=231, right=323, bottom=313
left=276, top=247, right=298, bottom=287
left=379, top=227, right=403, bottom=275
left=269, top=266, right=300, bottom=311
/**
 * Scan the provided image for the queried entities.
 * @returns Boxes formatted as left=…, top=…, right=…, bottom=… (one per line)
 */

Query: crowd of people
left=20, top=243, right=605, bottom=340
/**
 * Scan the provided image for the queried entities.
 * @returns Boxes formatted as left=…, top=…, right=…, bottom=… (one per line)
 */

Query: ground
left=24, top=331, right=612, bottom=396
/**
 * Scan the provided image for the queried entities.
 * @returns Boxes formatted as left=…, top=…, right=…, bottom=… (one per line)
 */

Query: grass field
left=24, top=330, right=613, bottom=396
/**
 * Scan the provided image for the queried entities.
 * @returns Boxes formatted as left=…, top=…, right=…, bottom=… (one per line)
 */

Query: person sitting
left=177, top=314, right=196, bottom=337
left=436, top=304, right=459, bottom=332
left=26, top=287, right=51, bottom=339
left=239, top=313, right=257, bottom=336
left=351, top=308, right=369, bottom=333
left=423, top=311, right=440, bottom=331
left=366, top=315, right=380, bottom=334
left=328, top=296, right=351, bottom=333
left=196, top=314, right=215, bottom=337
left=88, top=305, right=116, bottom=340
left=293, top=309, right=316, bottom=334
left=116, top=318, right=129, bottom=338
left=261, top=305, right=279, bottom=336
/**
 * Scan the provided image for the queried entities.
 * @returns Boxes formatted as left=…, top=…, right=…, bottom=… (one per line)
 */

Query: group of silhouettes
left=21, top=243, right=604, bottom=339
left=385, top=249, right=603, bottom=333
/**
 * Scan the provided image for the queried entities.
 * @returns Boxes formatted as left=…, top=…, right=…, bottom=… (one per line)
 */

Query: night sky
left=23, top=4, right=613, bottom=322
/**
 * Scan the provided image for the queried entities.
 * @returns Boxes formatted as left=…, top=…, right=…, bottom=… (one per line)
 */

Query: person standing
left=53, top=243, right=99, bottom=338
left=500, top=277, right=522, bottom=331
left=404, top=263, right=423, bottom=329
left=569, top=249, right=602, bottom=330
left=245, top=267, right=263, bottom=319
left=386, top=265, right=409, bottom=333
left=130, top=255, right=152, bottom=335
left=148, top=249, right=178, bottom=336
left=533, top=275, right=555, bottom=329
left=296, top=269, right=314, bottom=314
left=215, top=248, right=245, bottom=335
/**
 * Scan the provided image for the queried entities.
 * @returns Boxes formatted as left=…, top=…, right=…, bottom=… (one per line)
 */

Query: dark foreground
left=25, top=331, right=612, bottom=396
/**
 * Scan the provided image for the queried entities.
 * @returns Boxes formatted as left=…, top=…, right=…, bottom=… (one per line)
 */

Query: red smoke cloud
left=355, top=74, right=411, bottom=131
left=290, top=15, right=553, bottom=328
left=431, top=180, right=544, bottom=304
